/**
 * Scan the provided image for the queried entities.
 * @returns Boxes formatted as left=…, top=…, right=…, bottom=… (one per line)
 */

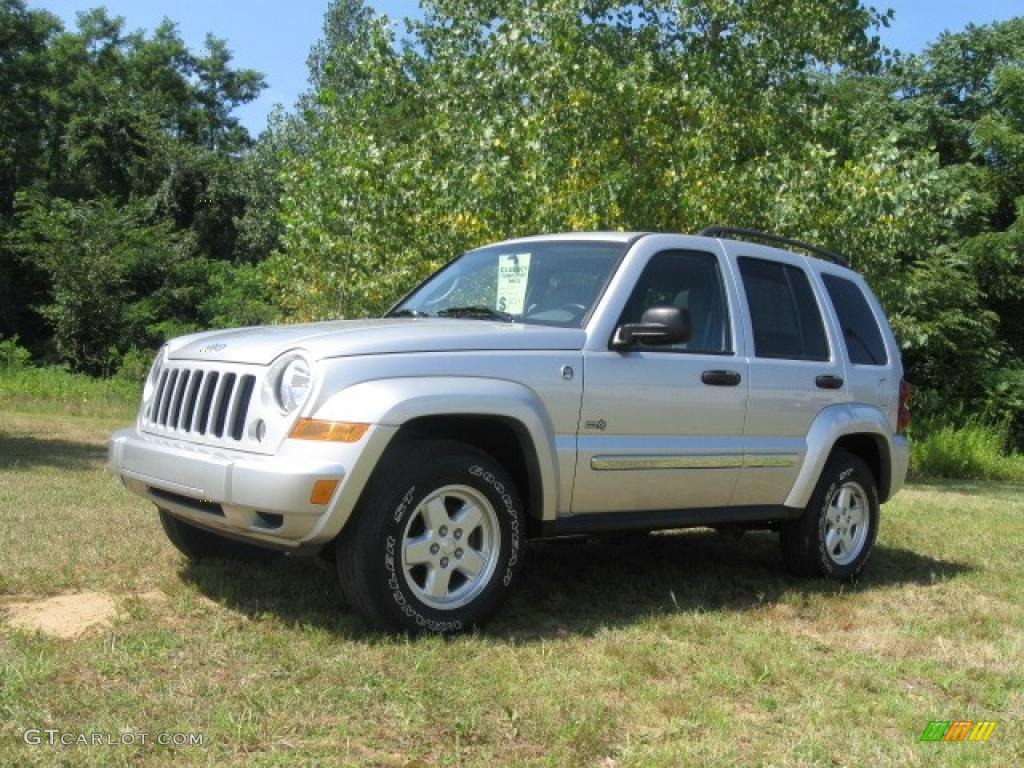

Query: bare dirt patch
left=2, top=590, right=168, bottom=639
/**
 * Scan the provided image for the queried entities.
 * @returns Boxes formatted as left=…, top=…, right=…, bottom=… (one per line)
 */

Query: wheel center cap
left=439, top=537, right=456, bottom=556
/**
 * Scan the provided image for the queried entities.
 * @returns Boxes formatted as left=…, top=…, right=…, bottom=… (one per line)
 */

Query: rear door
left=572, top=237, right=748, bottom=514
left=727, top=245, right=848, bottom=505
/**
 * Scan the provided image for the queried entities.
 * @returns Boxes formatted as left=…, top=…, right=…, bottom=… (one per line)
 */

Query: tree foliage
left=267, top=1, right=1024, bottom=438
left=273, top=0, right=896, bottom=316
left=13, top=197, right=180, bottom=374
left=893, top=19, right=1024, bottom=426
left=3, top=0, right=1024, bottom=441
left=0, top=0, right=276, bottom=369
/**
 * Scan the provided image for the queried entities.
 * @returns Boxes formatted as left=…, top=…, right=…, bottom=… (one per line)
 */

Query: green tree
left=272, top=1, right=1023, bottom=442
left=13, top=197, right=180, bottom=375
left=191, top=35, right=266, bottom=152
left=270, top=0, right=916, bottom=320
left=2, top=5, right=272, bottom=370
left=0, top=0, right=59, bottom=342
left=233, top=107, right=305, bottom=265
left=890, top=19, right=1024, bottom=431
left=307, top=0, right=376, bottom=97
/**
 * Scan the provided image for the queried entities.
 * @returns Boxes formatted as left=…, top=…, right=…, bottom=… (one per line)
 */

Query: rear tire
left=158, top=509, right=282, bottom=563
left=779, top=450, right=879, bottom=580
left=336, top=439, right=525, bottom=634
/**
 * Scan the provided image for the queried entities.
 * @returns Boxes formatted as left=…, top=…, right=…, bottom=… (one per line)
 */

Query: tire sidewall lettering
left=817, top=480, right=840, bottom=574
left=392, top=486, right=416, bottom=524
left=470, top=464, right=521, bottom=586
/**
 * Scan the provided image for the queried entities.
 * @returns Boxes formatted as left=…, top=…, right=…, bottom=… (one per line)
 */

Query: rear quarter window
left=822, top=274, right=888, bottom=366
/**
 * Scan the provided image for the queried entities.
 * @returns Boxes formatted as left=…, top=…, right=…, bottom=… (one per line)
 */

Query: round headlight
left=277, top=358, right=312, bottom=413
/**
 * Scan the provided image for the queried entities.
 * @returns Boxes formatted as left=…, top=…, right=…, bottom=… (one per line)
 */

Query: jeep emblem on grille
left=199, top=343, right=227, bottom=353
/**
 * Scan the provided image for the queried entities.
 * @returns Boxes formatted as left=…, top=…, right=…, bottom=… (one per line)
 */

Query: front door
left=572, top=248, right=748, bottom=514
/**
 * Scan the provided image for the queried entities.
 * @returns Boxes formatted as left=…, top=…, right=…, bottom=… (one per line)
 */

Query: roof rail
left=698, top=225, right=851, bottom=269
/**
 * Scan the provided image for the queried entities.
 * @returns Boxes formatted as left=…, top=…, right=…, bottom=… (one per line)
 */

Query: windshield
left=389, top=240, right=627, bottom=328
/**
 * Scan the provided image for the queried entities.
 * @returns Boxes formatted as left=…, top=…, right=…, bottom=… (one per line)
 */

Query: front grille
left=144, top=364, right=257, bottom=442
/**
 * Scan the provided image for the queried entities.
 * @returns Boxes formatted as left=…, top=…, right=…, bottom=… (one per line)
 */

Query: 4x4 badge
left=584, top=419, right=607, bottom=431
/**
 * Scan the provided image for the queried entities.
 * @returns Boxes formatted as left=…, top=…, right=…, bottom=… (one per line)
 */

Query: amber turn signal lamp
left=310, top=478, right=340, bottom=505
left=289, top=419, right=369, bottom=442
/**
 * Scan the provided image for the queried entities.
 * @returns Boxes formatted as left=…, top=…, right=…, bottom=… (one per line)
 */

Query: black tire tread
left=335, top=440, right=429, bottom=631
left=336, top=438, right=522, bottom=633
left=779, top=449, right=878, bottom=580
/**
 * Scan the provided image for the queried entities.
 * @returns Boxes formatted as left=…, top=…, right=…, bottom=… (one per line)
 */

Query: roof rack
left=698, top=225, right=851, bottom=269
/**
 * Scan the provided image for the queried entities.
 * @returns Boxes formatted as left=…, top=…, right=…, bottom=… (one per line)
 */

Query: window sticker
left=496, top=253, right=531, bottom=314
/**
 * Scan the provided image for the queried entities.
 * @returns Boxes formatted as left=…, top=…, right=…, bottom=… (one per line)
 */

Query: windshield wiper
left=386, top=308, right=432, bottom=318
left=436, top=305, right=515, bottom=322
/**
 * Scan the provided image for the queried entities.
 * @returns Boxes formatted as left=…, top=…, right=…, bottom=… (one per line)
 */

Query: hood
left=167, top=318, right=588, bottom=365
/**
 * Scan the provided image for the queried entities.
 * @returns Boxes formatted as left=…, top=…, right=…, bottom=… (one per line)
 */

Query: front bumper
left=108, top=425, right=396, bottom=551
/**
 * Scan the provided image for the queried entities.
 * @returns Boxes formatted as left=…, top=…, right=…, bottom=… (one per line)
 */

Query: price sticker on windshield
left=496, top=253, right=531, bottom=314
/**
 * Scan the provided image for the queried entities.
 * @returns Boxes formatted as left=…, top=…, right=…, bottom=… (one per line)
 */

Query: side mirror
left=611, top=306, right=692, bottom=350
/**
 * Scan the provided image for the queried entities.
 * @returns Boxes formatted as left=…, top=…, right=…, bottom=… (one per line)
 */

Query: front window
left=617, top=250, right=733, bottom=354
left=389, top=241, right=627, bottom=328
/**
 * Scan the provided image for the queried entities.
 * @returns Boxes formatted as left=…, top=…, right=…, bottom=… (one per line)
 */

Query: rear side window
left=738, top=257, right=828, bottom=361
left=822, top=274, right=888, bottom=365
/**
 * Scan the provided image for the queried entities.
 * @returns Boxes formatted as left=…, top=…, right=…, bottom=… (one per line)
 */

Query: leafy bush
left=13, top=196, right=181, bottom=376
left=116, top=348, right=157, bottom=385
left=0, top=336, right=32, bottom=371
left=985, top=365, right=1024, bottom=448
left=910, top=418, right=1024, bottom=481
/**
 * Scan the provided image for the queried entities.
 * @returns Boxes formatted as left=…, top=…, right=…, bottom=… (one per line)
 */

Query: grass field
left=1, top=408, right=1022, bottom=767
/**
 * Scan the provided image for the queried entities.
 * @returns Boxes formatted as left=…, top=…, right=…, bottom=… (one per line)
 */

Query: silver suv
left=109, top=228, right=911, bottom=633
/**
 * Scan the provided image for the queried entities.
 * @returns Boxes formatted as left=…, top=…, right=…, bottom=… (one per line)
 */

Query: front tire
left=158, top=509, right=281, bottom=563
left=336, top=440, right=525, bottom=634
left=780, top=451, right=879, bottom=580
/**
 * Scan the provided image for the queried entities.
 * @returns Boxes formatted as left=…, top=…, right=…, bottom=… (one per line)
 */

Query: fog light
left=310, top=479, right=340, bottom=505
left=255, top=511, right=283, bottom=529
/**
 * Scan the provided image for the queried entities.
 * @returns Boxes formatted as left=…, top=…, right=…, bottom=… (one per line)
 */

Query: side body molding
left=785, top=403, right=894, bottom=509
left=313, top=377, right=561, bottom=522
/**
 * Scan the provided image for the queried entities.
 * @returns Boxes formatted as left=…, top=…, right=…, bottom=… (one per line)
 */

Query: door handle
left=815, top=375, right=844, bottom=390
left=702, top=369, right=741, bottom=387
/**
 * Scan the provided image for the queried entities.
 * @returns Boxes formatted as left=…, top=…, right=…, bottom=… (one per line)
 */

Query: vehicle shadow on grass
left=177, top=529, right=971, bottom=642
left=495, top=532, right=971, bottom=638
left=0, top=432, right=107, bottom=471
